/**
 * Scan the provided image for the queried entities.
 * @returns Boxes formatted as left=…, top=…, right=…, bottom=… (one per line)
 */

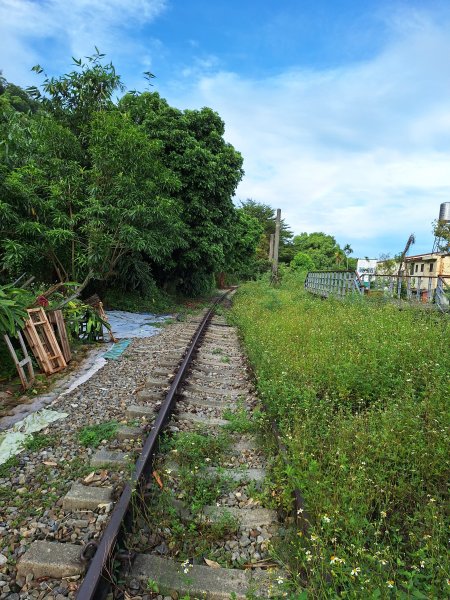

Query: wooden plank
left=47, top=310, right=71, bottom=362
left=3, top=332, right=35, bottom=390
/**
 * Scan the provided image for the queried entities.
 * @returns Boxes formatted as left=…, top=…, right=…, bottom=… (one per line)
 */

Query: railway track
left=12, top=291, right=286, bottom=599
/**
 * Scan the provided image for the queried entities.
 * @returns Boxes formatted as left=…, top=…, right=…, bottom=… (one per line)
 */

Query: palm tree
left=343, top=244, right=353, bottom=269
left=335, top=250, right=344, bottom=268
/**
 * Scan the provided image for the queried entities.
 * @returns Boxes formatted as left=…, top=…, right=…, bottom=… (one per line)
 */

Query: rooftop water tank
left=438, top=202, right=450, bottom=223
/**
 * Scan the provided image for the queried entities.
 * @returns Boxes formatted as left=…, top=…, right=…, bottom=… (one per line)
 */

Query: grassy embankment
left=232, top=275, right=449, bottom=598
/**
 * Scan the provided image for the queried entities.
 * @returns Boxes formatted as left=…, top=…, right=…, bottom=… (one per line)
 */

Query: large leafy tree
left=221, top=208, right=263, bottom=282
left=86, top=111, right=185, bottom=281
left=1, top=55, right=249, bottom=296
left=120, top=92, right=244, bottom=293
left=0, top=97, right=85, bottom=280
left=26, top=50, right=124, bottom=141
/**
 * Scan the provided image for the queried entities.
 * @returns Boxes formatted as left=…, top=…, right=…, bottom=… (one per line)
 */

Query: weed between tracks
left=223, top=401, right=261, bottom=434
left=126, top=430, right=237, bottom=565
left=231, top=275, right=450, bottom=598
left=124, top=427, right=283, bottom=578
left=24, top=433, right=57, bottom=452
left=78, top=420, right=119, bottom=447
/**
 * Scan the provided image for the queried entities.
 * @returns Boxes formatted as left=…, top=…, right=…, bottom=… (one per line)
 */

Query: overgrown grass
left=166, top=430, right=231, bottom=468
left=78, top=421, right=118, bottom=447
left=24, top=433, right=56, bottom=451
left=232, top=274, right=449, bottom=598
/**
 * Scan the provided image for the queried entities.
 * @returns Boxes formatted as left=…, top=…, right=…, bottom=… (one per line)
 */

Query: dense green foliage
left=232, top=276, right=449, bottom=597
left=0, top=283, right=30, bottom=335
left=240, top=199, right=294, bottom=269
left=0, top=54, right=259, bottom=297
left=433, top=219, right=450, bottom=252
left=291, top=232, right=356, bottom=271
left=290, top=251, right=316, bottom=272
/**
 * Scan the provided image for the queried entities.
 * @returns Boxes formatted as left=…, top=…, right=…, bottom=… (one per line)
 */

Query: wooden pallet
left=23, top=308, right=67, bottom=375
left=47, top=309, right=72, bottom=363
left=3, top=332, right=35, bottom=390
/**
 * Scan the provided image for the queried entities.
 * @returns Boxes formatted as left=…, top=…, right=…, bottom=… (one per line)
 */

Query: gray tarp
left=0, top=409, right=68, bottom=465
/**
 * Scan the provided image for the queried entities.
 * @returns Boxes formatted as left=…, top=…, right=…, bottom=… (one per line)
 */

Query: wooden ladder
left=3, top=332, right=35, bottom=390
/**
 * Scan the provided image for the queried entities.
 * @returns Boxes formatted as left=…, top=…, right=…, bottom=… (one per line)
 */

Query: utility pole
left=271, top=209, right=281, bottom=283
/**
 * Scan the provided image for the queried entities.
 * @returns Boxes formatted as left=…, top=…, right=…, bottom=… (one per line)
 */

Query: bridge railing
left=435, top=276, right=450, bottom=312
left=305, top=271, right=363, bottom=297
left=306, top=271, right=450, bottom=311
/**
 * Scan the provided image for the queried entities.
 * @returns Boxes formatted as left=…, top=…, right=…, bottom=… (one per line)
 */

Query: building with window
left=405, top=252, right=450, bottom=278
left=401, top=252, right=450, bottom=300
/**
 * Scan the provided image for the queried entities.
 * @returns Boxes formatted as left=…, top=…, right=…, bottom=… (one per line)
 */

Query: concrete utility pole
left=269, top=234, right=275, bottom=262
left=271, top=209, right=281, bottom=282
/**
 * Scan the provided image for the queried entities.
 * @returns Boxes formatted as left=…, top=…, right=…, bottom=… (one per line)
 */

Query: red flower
left=37, top=295, right=49, bottom=307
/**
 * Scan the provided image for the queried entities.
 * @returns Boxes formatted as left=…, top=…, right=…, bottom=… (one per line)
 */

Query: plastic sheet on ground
left=0, top=408, right=68, bottom=465
left=103, top=339, right=132, bottom=360
left=105, top=310, right=169, bottom=339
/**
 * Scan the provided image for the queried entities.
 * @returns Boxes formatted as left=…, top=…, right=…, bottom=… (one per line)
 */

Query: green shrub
left=103, top=286, right=172, bottom=313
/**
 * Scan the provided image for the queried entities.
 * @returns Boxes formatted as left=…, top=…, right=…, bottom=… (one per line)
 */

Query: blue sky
left=1, top=0, right=450, bottom=258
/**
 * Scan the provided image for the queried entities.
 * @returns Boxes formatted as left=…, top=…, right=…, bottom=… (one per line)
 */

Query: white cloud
left=2, top=2, right=450, bottom=257
left=0, top=0, right=167, bottom=83
left=163, top=9, right=450, bottom=256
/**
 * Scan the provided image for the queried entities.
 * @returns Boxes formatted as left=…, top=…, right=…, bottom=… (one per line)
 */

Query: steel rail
left=76, top=290, right=233, bottom=600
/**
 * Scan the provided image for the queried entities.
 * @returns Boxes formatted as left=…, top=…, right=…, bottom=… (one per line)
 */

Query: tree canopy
left=239, top=199, right=294, bottom=267
left=291, top=232, right=356, bottom=271
left=433, top=220, right=450, bottom=253
left=0, top=56, right=360, bottom=298
left=0, top=55, right=260, bottom=297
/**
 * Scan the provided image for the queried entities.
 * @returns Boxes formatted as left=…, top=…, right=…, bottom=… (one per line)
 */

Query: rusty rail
left=76, top=290, right=233, bottom=600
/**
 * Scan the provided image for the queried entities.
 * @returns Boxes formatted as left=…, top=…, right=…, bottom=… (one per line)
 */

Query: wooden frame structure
left=3, top=332, right=35, bottom=390
left=23, top=308, right=66, bottom=375
left=47, top=309, right=72, bottom=363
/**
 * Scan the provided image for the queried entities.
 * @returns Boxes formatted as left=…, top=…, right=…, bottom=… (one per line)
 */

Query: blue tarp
left=102, top=339, right=132, bottom=360
left=105, top=310, right=169, bottom=339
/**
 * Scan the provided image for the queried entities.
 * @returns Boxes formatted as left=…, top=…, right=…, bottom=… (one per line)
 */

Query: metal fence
left=304, top=271, right=363, bottom=297
left=435, top=276, right=450, bottom=312
left=305, top=271, right=450, bottom=312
